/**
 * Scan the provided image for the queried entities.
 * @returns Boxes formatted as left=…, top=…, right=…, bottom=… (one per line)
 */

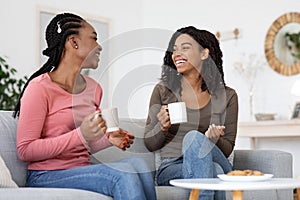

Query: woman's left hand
left=205, top=124, right=225, bottom=143
left=108, top=129, right=135, bottom=150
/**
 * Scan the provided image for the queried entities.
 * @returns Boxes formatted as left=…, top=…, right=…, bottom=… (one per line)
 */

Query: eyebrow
left=174, top=42, right=193, bottom=47
left=92, top=31, right=97, bottom=36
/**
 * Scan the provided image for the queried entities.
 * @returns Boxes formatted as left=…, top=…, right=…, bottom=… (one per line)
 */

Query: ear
left=201, top=48, right=209, bottom=60
left=68, top=36, right=79, bottom=49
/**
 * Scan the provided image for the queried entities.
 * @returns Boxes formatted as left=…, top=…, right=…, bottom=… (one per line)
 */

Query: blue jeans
left=156, top=130, right=232, bottom=200
left=27, top=157, right=156, bottom=200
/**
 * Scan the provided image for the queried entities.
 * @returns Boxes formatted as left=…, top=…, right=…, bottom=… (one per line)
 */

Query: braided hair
left=161, top=26, right=225, bottom=95
left=13, top=13, right=85, bottom=118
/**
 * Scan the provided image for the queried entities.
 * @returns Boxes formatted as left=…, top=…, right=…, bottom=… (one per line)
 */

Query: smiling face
left=77, top=22, right=102, bottom=69
left=172, top=34, right=206, bottom=75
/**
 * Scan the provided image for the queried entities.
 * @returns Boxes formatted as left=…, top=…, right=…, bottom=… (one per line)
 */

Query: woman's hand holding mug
left=80, top=110, right=107, bottom=141
left=157, top=105, right=171, bottom=132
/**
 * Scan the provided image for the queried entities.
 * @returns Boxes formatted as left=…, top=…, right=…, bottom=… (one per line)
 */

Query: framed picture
left=37, top=8, right=110, bottom=108
left=292, top=101, right=300, bottom=119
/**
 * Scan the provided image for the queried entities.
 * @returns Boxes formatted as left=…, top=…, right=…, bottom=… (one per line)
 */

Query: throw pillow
left=0, top=154, right=18, bottom=188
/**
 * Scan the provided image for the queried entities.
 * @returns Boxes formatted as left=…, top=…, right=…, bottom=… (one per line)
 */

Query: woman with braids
left=14, top=13, right=156, bottom=200
left=144, top=26, right=238, bottom=200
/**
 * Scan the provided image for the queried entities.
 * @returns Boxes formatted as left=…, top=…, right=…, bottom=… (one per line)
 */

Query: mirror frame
left=264, top=12, right=300, bottom=76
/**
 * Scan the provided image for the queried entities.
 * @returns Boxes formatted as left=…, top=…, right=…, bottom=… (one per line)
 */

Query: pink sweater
left=17, top=73, right=112, bottom=170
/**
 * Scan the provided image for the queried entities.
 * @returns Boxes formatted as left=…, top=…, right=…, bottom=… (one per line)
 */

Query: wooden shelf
left=237, top=119, right=300, bottom=148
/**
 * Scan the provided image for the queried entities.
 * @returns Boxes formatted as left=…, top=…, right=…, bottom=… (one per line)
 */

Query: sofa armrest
left=233, top=150, right=293, bottom=178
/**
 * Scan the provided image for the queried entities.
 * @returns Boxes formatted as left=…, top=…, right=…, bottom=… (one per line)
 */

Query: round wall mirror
left=264, top=12, right=300, bottom=76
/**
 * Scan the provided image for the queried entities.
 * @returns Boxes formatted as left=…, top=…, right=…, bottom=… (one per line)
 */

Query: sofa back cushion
left=0, top=111, right=27, bottom=186
left=91, top=118, right=156, bottom=172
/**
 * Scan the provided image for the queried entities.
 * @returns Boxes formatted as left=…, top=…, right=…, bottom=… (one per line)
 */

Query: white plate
left=217, top=174, right=274, bottom=182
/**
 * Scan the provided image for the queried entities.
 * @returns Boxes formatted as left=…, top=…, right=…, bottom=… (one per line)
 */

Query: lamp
left=291, top=79, right=300, bottom=97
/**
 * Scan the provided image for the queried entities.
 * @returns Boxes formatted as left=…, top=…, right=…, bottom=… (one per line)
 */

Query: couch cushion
left=92, top=118, right=156, bottom=172
left=233, top=150, right=293, bottom=178
left=0, top=111, right=27, bottom=186
left=0, top=188, right=111, bottom=200
left=156, top=186, right=190, bottom=199
left=0, top=154, right=18, bottom=188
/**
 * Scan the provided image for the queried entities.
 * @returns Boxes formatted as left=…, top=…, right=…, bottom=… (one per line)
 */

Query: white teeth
left=175, top=60, right=186, bottom=65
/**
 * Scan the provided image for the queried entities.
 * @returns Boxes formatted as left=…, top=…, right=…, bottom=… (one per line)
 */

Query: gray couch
left=0, top=110, right=293, bottom=200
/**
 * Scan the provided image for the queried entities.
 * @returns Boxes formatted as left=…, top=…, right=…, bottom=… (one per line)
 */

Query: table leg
left=232, top=190, right=243, bottom=200
left=297, top=188, right=300, bottom=200
left=189, top=189, right=200, bottom=200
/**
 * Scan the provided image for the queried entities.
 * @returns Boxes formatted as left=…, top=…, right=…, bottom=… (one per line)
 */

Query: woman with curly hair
left=144, top=26, right=238, bottom=200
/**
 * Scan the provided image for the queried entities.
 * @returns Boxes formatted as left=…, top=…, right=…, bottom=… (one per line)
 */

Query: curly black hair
left=13, top=13, right=85, bottom=118
left=161, top=26, right=225, bottom=95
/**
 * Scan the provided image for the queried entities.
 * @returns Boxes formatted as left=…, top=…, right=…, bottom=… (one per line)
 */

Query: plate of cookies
left=218, top=170, right=273, bottom=182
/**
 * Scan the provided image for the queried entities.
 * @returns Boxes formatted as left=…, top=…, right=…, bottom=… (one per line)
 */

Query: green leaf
left=0, top=55, right=27, bottom=110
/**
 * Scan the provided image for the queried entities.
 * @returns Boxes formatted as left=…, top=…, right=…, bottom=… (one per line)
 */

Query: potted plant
left=0, top=56, right=27, bottom=110
left=285, top=31, right=300, bottom=60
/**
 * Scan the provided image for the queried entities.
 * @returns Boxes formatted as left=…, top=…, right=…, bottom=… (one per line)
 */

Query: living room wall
left=1, top=0, right=300, bottom=121
left=0, top=0, right=144, bottom=113
left=140, top=0, right=300, bottom=122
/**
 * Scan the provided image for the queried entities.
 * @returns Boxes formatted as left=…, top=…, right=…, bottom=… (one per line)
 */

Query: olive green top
left=144, top=81, right=238, bottom=158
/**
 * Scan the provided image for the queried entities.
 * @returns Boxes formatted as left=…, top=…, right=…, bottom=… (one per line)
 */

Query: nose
left=173, top=50, right=179, bottom=55
left=98, top=43, right=102, bottom=51
left=172, top=48, right=182, bottom=56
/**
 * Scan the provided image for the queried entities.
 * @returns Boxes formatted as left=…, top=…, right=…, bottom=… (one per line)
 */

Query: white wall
left=141, top=0, right=300, bottom=121
left=1, top=0, right=300, bottom=121
left=0, top=0, right=144, bottom=115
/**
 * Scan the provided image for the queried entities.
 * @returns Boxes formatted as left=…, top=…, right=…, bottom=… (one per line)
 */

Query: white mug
left=102, top=107, right=119, bottom=132
left=167, top=102, right=187, bottom=124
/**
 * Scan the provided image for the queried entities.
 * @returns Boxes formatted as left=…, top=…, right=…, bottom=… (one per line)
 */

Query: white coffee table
left=170, top=178, right=300, bottom=200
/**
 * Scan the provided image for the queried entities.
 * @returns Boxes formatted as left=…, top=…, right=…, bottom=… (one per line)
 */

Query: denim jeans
left=27, top=157, right=156, bottom=200
left=156, top=130, right=232, bottom=200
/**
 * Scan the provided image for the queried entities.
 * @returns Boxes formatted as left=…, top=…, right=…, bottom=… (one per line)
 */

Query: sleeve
left=88, top=82, right=113, bottom=153
left=16, top=81, right=84, bottom=162
left=89, top=132, right=112, bottom=154
left=94, top=83, right=102, bottom=108
left=216, top=89, right=239, bottom=157
left=144, top=84, right=177, bottom=152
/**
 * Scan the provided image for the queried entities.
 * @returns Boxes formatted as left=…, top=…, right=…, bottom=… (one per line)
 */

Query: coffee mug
left=102, top=107, right=119, bottom=132
left=167, top=102, right=187, bottom=124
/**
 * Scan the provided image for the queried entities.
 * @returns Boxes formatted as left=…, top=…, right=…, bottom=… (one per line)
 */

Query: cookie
left=226, top=169, right=264, bottom=176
